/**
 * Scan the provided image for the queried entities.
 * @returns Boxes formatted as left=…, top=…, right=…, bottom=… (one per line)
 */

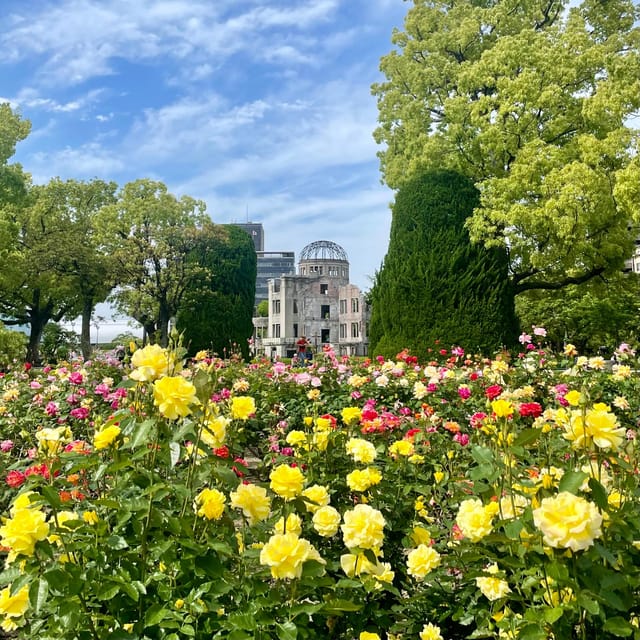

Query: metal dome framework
left=299, top=240, right=348, bottom=262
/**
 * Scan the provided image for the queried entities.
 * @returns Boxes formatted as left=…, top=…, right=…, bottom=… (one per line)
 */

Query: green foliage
left=100, top=179, right=209, bottom=346
left=517, top=272, right=640, bottom=353
left=40, top=324, right=81, bottom=364
left=373, top=0, right=640, bottom=293
left=177, top=224, right=257, bottom=359
left=0, top=322, right=27, bottom=369
left=256, top=300, right=269, bottom=317
left=369, top=170, right=518, bottom=358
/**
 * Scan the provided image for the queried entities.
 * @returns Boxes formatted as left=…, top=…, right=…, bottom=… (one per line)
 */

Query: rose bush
left=0, top=333, right=640, bottom=638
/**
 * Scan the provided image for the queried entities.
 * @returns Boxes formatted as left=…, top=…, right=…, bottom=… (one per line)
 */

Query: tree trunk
left=26, top=313, right=48, bottom=366
left=158, top=306, right=170, bottom=347
left=80, top=297, right=93, bottom=360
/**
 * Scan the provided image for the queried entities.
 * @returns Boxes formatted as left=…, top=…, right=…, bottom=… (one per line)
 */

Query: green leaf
left=558, top=470, right=588, bottom=495
left=577, top=591, right=599, bottom=615
left=118, top=581, right=140, bottom=603
left=169, top=441, right=181, bottom=468
left=144, top=604, right=168, bottom=627
left=471, top=445, right=494, bottom=464
left=588, top=477, right=609, bottom=511
left=603, top=617, right=634, bottom=637
left=322, top=599, right=363, bottom=613
left=276, top=621, right=298, bottom=640
left=228, top=612, right=257, bottom=631
left=518, top=623, right=548, bottom=640
left=40, top=484, right=63, bottom=509
left=29, top=578, right=49, bottom=615
left=106, top=535, right=129, bottom=550
left=513, top=428, right=541, bottom=447
left=128, top=419, right=155, bottom=449
left=543, top=607, right=564, bottom=624
left=97, top=582, right=120, bottom=601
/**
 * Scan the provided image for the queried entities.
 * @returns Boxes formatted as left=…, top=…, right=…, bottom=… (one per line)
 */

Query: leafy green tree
left=373, top=0, right=640, bottom=294
left=0, top=103, right=30, bottom=207
left=369, top=170, right=518, bottom=358
left=177, top=223, right=256, bottom=359
left=33, top=178, right=118, bottom=359
left=0, top=322, right=27, bottom=370
left=40, top=323, right=82, bottom=364
left=256, top=300, right=269, bottom=318
left=0, top=182, right=87, bottom=364
left=100, top=179, right=208, bottom=346
left=517, top=272, right=640, bottom=353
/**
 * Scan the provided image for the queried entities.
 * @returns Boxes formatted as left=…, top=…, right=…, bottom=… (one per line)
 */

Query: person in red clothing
left=297, top=336, right=310, bottom=364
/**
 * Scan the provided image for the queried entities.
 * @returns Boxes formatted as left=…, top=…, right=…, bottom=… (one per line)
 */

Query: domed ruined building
left=259, top=240, right=370, bottom=359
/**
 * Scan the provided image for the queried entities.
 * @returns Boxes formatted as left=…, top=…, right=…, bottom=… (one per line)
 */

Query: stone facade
left=257, top=241, right=370, bottom=359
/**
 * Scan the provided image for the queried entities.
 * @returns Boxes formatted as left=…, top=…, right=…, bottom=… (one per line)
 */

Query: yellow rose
left=420, top=623, right=444, bottom=640
left=585, top=405, right=625, bottom=450
left=388, top=439, right=414, bottom=458
left=201, top=415, right=229, bottom=448
left=491, top=399, right=514, bottom=418
left=346, top=467, right=382, bottom=492
left=533, top=492, right=603, bottom=551
left=455, top=498, right=494, bottom=542
left=194, top=488, right=226, bottom=520
left=153, top=376, right=199, bottom=420
left=83, top=511, right=99, bottom=525
left=312, top=506, right=341, bottom=537
left=129, top=344, right=172, bottom=381
left=230, top=396, right=256, bottom=420
left=0, top=507, right=49, bottom=560
left=230, top=483, right=271, bottom=525
left=345, top=438, right=377, bottom=463
left=564, top=390, right=582, bottom=406
left=302, top=484, right=330, bottom=512
left=93, top=425, right=121, bottom=450
left=269, top=464, right=305, bottom=500
left=341, top=406, right=362, bottom=425
left=411, top=526, right=431, bottom=546
left=407, top=544, right=441, bottom=579
left=36, top=426, right=71, bottom=455
left=360, top=633, right=381, bottom=640
left=285, top=430, right=307, bottom=448
left=341, top=504, right=385, bottom=550
left=274, top=513, right=303, bottom=536
left=259, top=533, right=324, bottom=579
left=476, top=564, right=511, bottom=601
left=0, top=584, right=29, bottom=631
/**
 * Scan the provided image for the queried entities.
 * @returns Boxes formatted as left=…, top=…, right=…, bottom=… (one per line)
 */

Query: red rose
left=519, top=402, right=543, bottom=418
left=485, top=384, right=503, bottom=400
left=6, top=470, right=26, bottom=488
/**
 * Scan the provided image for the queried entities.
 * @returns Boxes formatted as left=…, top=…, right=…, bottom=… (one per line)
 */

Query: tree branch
left=514, top=265, right=607, bottom=294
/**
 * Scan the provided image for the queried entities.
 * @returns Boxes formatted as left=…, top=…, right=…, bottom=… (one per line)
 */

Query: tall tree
left=369, top=170, right=518, bottom=358
left=373, top=0, right=640, bottom=293
left=34, top=178, right=118, bottom=359
left=0, top=182, right=85, bottom=364
left=100, top=179, right=208, bottom=346
left=177, top=223, right=256, bottom=359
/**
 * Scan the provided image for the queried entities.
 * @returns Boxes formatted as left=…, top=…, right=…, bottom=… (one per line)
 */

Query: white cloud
left=29, top=143, right=125, bottom=182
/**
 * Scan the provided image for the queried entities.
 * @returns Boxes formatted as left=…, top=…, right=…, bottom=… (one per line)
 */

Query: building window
left=293, top=299, right=298, bottom=314
left=300, top=267, right=305, bottom=275
left=321, top=328, right=330, bottom=343
left=272, top=299, right=281, bottom=314
left=321, top=304, right=330, bottom=319
left=340, top=324, right=347, bottom=339
left=339, top=299, right=347, bottom=314
left=320, top=283, right=328, bottom=295
left=272, top=324, right=280, bottom=338
left=351, top=322, right=359, bottom=338
left=293, top=323, right=298, bottom=337
left=351, top=297, right=359, bottom=313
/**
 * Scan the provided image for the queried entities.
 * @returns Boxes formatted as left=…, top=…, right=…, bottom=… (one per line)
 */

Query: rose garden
left=1, top=331, right=640, bottom=639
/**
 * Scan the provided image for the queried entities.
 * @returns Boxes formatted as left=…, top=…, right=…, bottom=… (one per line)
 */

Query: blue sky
left=2, top=0, right=407, bottom=310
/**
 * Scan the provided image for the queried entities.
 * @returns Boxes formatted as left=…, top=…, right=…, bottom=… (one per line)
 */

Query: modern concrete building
left=258, top=240, right=370, bottom=359
left=227, top=222, right=296, bottom=308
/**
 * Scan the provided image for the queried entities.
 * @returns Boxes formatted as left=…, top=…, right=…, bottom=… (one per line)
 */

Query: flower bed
left=1, top=335, right=640, bottom=639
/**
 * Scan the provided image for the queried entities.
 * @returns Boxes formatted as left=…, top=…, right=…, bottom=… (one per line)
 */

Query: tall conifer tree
left=369, top=170, right=518, bottom=358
